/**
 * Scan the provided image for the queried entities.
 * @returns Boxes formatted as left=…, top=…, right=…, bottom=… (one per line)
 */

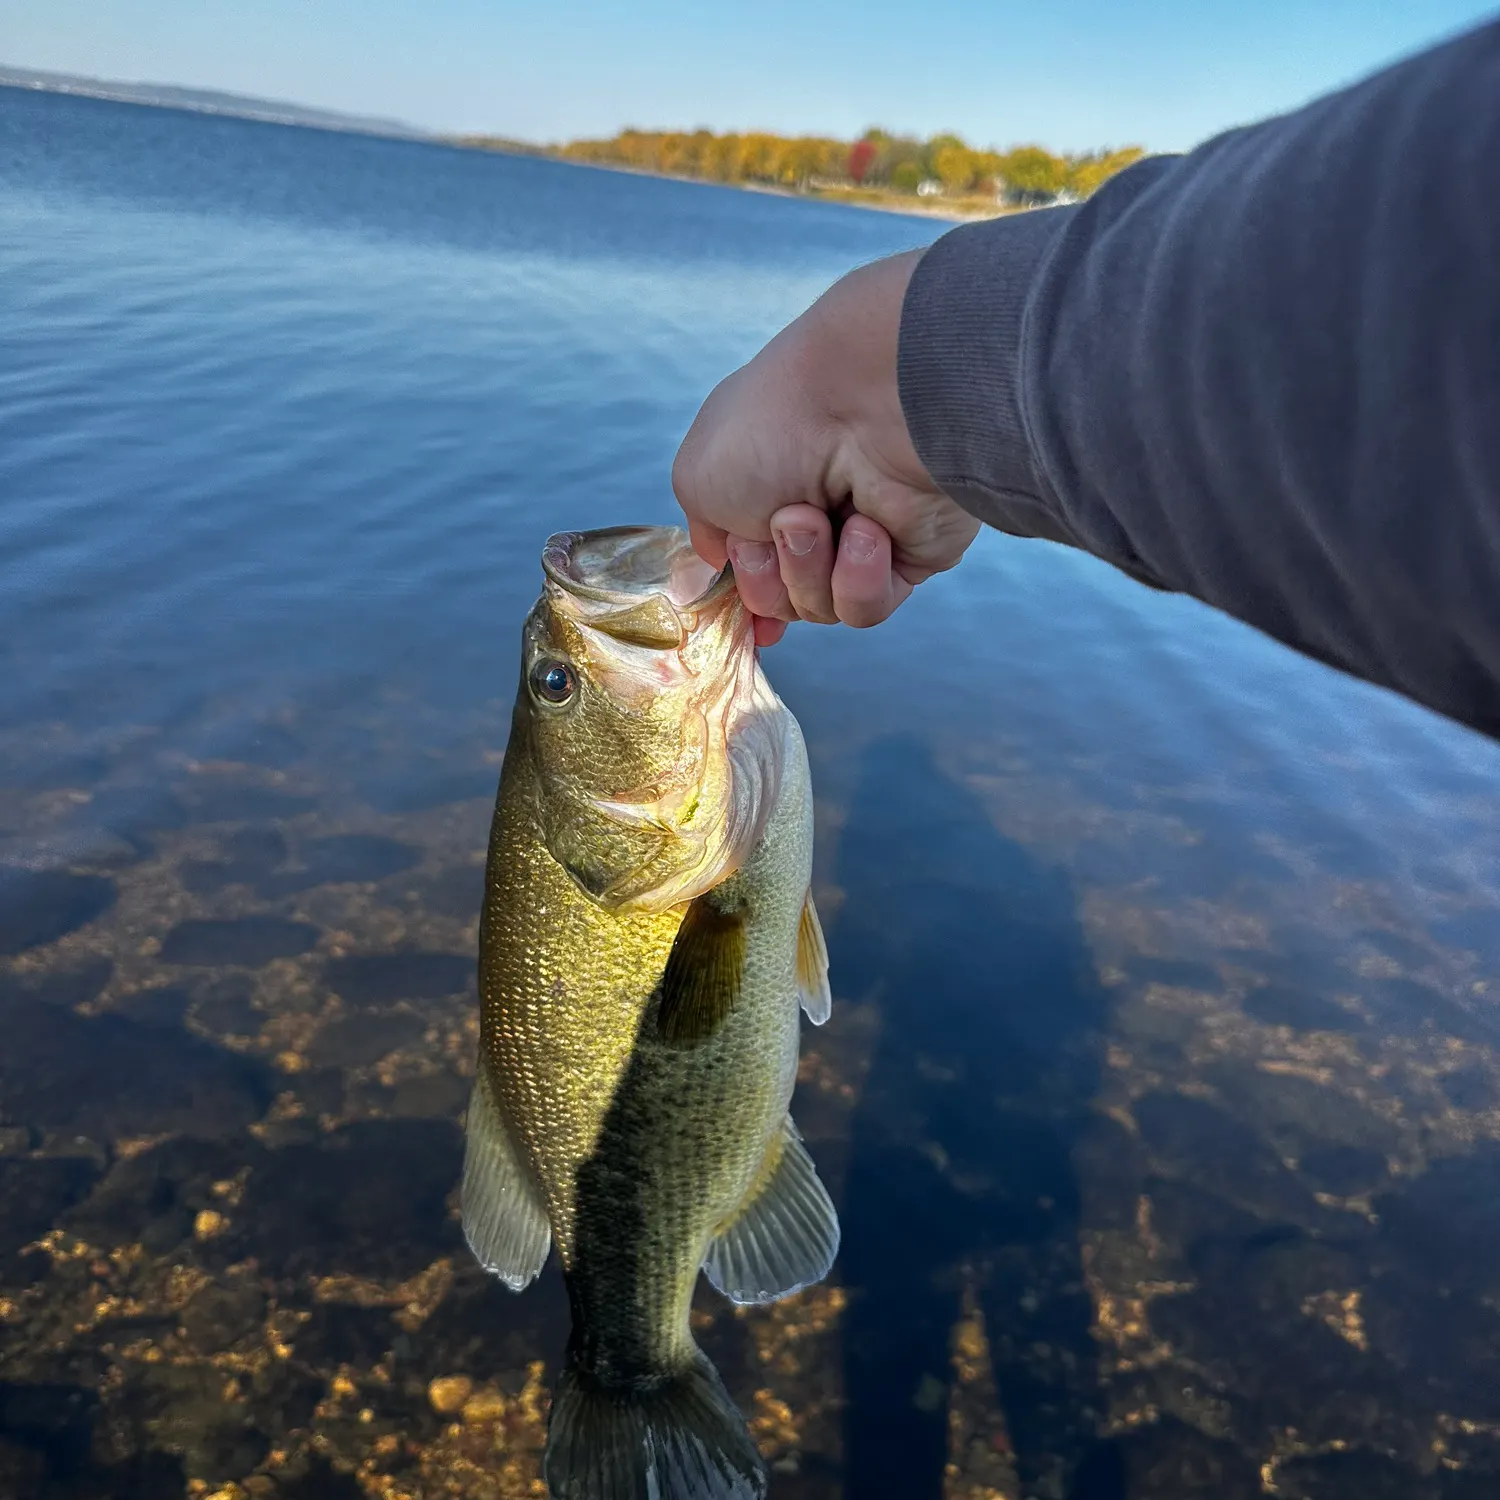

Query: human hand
left=672, top=250, right=980, bottom=646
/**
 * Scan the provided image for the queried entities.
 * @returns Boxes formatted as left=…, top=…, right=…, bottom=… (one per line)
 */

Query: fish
left=462, top=525, right=839, bottom=1500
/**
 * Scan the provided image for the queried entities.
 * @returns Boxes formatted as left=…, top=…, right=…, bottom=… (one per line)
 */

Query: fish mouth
left=534, top=526, right=777, bottom=914
left=541, top=527, right=734, bottom=648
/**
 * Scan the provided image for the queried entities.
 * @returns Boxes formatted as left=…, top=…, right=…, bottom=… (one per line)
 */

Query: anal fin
left=797, top=890, right=831, bottom=1025
left=704, top=1117, right=839, bottom=1305
left=461, top=1064, right=551, bottom=1291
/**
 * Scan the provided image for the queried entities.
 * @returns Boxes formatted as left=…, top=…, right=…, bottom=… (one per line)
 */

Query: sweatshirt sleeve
left=897, top=20, right=1500, bottom=738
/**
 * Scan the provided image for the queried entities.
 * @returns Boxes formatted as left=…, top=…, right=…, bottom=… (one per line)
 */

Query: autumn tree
left=1067, top=146, right=1145, bottom=197
left=848, top=136, right=877, bottom=184
left=707, top=133, right=743, bottom=182
left=870, top=133, right=926, bottom=190
left=996, top=145, right=1069, bottom=203
left=971, top=149, right=1005, bottom=194
left=552, top=124, right=1146, bottom=204
left=931, top=141, right=979, bottom=194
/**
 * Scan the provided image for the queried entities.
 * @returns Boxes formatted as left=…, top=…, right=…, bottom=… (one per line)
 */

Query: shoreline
left=738, top=177, right=1001, bottom=222
left=450, top=138, right=1004, bottom=223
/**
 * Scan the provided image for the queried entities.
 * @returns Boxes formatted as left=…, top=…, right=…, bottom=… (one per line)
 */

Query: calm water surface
left=4, top=86, right=1500, bottom=1500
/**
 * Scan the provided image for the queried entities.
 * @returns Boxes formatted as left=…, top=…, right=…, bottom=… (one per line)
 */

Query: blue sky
left=3, top=0, right=1494, bottom=152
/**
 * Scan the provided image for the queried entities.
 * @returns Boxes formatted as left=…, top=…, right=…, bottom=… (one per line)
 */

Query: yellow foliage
left=996, top=145, right=1068, bottom=199
left=932, top=143, right=979, bottom=194
left=1067, top=146, right=1147, bottom=198
left=553, top=126, right=1144, bottom=202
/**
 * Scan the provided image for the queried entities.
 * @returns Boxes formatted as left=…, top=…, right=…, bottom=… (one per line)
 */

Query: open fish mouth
left=541, top=527, right=734, bottom=648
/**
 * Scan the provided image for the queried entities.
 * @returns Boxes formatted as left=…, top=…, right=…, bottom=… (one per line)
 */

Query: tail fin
left=544, top=1350, right=767, bottom=1500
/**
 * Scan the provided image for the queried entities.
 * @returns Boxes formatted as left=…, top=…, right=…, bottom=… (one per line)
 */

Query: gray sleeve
left=897, top=20, right=1500, bottom=737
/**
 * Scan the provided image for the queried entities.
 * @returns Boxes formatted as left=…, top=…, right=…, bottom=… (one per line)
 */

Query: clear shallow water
left=3, top=85, right=1500, bottom=1500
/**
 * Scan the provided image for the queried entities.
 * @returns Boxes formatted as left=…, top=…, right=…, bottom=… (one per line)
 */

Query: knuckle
left=786, top=585, right=837, bottom=625
left=742, top=586, right=788, bottom=618
left=837, top=590, right=892, bottom=629
left=780, top=558, right=828, bottom=591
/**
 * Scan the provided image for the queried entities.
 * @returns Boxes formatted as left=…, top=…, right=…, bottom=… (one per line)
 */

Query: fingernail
left=731, top=540, right=775, bottom=574
left=776, top=528, right=818, bottom=557
left=843, top=528, right=877, bottom=562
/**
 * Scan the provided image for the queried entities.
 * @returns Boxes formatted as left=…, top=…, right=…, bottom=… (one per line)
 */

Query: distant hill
left=0, top=64, right=428, bottom=139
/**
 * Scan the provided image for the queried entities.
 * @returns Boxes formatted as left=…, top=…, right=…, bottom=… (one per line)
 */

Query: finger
left=770, top=504, right=836, bottom=624
left=753, top=615, right=788, bottom=648
left=832, top=515, right=911, bottom=628
left=727, top=534, right=792, bottom=620
left=687, top=517, right=729, bottom=570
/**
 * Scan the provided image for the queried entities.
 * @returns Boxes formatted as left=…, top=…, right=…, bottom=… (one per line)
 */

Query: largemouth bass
left=463, top=526, right=838, bottom=1500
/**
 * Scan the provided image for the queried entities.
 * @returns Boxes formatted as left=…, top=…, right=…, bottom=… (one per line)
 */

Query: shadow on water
left=831, top=736, right=1110, bottom=1499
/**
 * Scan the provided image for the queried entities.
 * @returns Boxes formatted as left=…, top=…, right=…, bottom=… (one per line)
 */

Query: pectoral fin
left=797, top=890, right=831, bottom=1025
left=704, top=1117, right=840, bottom=1305
left=657, top=894, right=746, bottom=1047
left=461, top=1065, right=551, bottom=1291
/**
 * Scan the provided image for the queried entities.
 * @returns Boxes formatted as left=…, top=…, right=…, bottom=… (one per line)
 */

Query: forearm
left=899, top=21, right=1500, bottom=735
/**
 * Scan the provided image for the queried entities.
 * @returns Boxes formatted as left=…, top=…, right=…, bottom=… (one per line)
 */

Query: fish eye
left=530, top=658, right=577, bottom=706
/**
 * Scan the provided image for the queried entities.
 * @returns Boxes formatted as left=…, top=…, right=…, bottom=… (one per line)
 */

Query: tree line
left=553, top=127, right=1145, bottom=203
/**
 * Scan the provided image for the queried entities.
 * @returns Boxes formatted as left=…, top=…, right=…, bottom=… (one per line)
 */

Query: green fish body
left=463, top=527, right=837, bottom=1499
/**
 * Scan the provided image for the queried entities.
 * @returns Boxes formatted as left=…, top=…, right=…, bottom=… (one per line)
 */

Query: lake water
left=3, top=85, right=1500, bottom=1500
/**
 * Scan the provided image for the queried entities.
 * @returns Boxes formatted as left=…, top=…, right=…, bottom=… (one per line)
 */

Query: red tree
left=847, top=138, right=877, bottom=184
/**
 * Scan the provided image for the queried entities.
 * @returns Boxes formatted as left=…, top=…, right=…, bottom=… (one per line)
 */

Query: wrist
left=897, top=212, right=1072, bottom=509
